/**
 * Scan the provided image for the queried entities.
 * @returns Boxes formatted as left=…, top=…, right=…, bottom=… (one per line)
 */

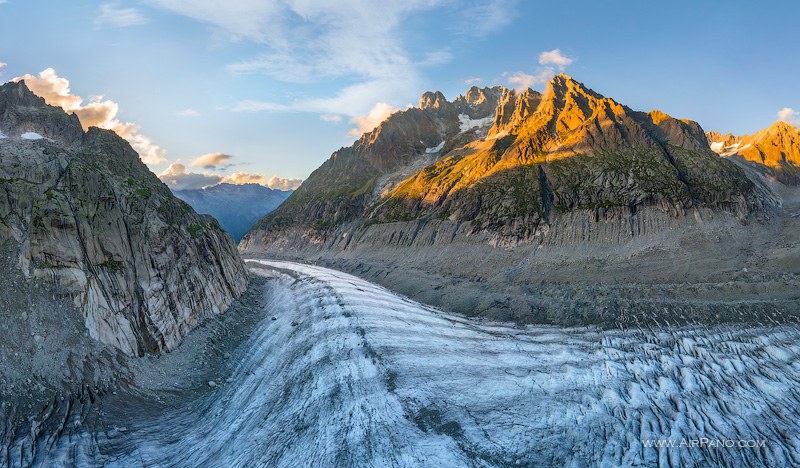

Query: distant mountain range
left=173, top=183, right=292, bottom=242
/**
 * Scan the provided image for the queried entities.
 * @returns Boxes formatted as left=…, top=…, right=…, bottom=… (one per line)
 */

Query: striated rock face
left=0, top=81, right=248, bottom=356
left=708, top=121, right=800, bottom=184
left=242, top=74, right=759, bottom=253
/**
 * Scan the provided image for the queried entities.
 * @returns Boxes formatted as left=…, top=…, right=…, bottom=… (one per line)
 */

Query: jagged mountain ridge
left=242, top=74, right=758, bottom=251
left=251, top=85, right=504, bottom=235
left=366, top=75, right=755, bottom=235
left=0, top=80, right=248, bottom=356
left=708, top=121, right=800, bottom=184
left=172, top=183, right=292, bottom=242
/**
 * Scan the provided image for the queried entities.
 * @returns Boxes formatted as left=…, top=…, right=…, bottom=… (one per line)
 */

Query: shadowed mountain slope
left=0, top=80, right=248, bottom=357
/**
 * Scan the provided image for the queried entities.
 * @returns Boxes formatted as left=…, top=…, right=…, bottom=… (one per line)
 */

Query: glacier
left=7, top=260, right=800, bottom=467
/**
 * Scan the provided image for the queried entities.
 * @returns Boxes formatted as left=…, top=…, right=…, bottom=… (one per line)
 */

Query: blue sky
left=1, top=0, right=798, bottom=189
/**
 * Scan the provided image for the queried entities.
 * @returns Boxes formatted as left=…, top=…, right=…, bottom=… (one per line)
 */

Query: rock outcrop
left=0, top=80, right=248, bottom=356
left=708, top=121, right=800, bottom=184
left=241, top=74, right=759, bottom=252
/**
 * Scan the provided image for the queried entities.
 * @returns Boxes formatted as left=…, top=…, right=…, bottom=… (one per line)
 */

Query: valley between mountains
left=241, top=74, right=800, bottom=329
left=6, top=261, right=800, bottom=467
left=1, top=72, right=799, bottom=467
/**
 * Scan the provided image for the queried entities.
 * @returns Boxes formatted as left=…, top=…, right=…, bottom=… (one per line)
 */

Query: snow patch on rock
left=718, top=142, right=753, bottom=156
left=21, top=132, right=44, bottom=140
left=425, top=140, right=445, bottom=154
left=458, top=114, right=493, bottom=133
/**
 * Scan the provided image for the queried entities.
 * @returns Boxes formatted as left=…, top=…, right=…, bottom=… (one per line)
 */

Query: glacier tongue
left=24, top=260, right=800, bottom=467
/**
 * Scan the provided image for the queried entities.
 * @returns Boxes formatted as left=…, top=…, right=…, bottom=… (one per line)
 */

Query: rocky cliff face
left=708, top=121, right=800, bottom=184
left=0, top=80, right=248, bottom=356
left=241, top=75, right=759, bottom=252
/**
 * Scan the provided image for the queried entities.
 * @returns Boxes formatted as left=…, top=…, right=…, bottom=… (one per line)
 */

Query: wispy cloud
left=147, top=1, right=515, bottom=120
left=348, top=102, right=401, bottom=136
left=503, top=49, right=576, bottom=92
left=231, top=100, right=289, bottom=113
left=777, top=107, right=800, bottom=126
left=14, top=68, right=166, bottom=164
left=505, top=69, right=553, bottom=92
left=538, top=49, right=574, bottom=70
left=451, top=0, right=518, bottom=37
left=178, top=108, right=201, bottom=117
left=95, top=3, right=148, bottom=28
left=230, top=78, right=413, bottom=124
left=320, top=114, right=342, bottom=123
left=418, top=50, right=453, bottom=67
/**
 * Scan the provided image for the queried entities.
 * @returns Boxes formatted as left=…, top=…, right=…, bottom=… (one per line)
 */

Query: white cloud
left=160, top=162, right=302, bottom=191
left=95, top=3, right=148, bottom=28
left=349, top=102, right=400, bottom=136
left=465, top=77, right=483, bottom=85
left=265, top=176, right=303, bottom=191
left=178, top=108, right=201, bottom=117
left=159, top=163, right=223, bottom=190
left=222, top=172, right=267, bottom=185
left=231, top=78, right=413, bottom=128
left=777, top=107, right=799, bottom=125
left=538, top=49, right=574, bottom=70
left=189, top=152, right=232, bottom=169
left=320, top=114, right=342, bottom=123
left=0, top=62, right=6, bottom=69
left=220, top=172, right=303, bottom=190
left=14, top=68, right=166, bottom=164
left=502, top=49, right=575, bottom=92
left=506, top=68, right=554, bottom=92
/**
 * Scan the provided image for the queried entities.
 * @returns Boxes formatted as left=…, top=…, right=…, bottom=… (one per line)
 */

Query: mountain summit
left=708, top=121, right=800, bottom=184
left=242, top=74, right=757, bottom=252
